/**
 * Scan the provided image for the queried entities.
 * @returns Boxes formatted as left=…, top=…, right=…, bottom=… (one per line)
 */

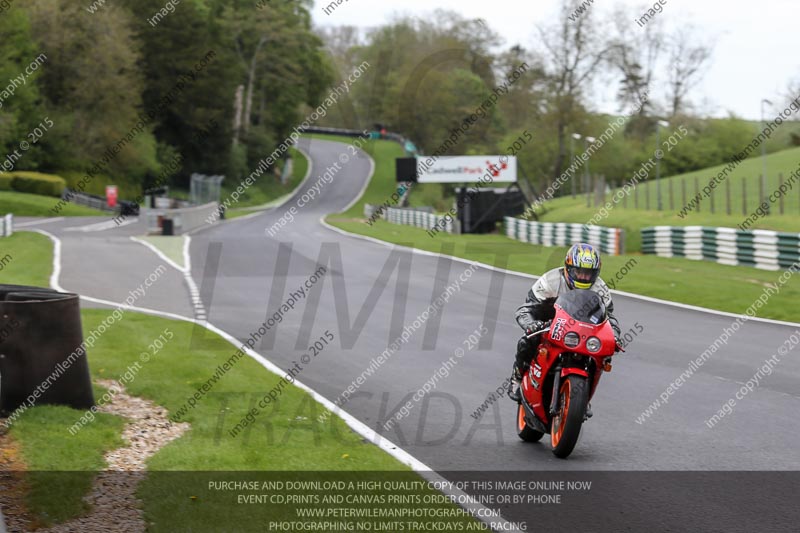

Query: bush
left=0, top=173, right=13, bottom=191
left=10, top=172, right=67, bottom=197
left=59, top=170, right=138, bottom=199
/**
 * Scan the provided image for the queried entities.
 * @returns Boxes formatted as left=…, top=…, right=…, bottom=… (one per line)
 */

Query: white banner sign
left=417, top=155, right=517, bottom=183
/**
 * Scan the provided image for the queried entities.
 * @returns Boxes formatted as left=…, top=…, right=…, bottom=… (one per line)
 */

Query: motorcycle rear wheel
left=516, top=402, right=544, bottom=442
left=550, top=375, right=588, bottom=458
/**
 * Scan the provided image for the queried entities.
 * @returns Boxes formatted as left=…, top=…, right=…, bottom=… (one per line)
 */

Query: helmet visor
left=568, top=266, right=599, bottom=287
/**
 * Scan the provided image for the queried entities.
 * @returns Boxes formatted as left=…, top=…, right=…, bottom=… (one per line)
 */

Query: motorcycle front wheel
left=550, top=374, right=588, bottom=458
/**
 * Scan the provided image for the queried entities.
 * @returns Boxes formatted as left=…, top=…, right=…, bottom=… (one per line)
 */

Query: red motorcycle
left=515, top=290, right=621, bottom=458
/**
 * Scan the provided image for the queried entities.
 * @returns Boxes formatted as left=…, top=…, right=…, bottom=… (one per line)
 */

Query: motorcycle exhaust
left=521, top=399, right=549, bottom=434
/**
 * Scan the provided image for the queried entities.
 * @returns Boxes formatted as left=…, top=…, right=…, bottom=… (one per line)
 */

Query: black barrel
left=162, top=218, right=174, bottom=236
left=0, top=285, right=94, bottom=415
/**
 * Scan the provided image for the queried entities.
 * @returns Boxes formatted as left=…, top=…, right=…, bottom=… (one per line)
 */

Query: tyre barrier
left=0, top=285, right=94, bottom=416
left=0, top=214, right=12, bottom=238
left=642, top=226, right=800, bottom=271
left=385, top=207, right=456, bottom=234
left=505, top=218, right=625, bottom=256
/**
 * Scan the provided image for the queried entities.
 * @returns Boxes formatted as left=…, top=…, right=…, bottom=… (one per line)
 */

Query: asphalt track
left=28, top=137, right=800, bottom=530
left=185, top=137, right=800, bottom=471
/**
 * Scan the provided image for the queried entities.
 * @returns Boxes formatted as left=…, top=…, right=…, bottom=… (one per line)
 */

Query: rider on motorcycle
left=507, top=243, right=622, bottom=402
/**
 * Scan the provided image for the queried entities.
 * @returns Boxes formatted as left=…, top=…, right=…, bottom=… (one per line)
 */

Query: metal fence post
left=742, top=178, right=747, bottom=216
left=681, top=179, right=686, bottom=210
left=694, top=177, right=700, bottom=213
left=726, top=179, right=731, bottom=215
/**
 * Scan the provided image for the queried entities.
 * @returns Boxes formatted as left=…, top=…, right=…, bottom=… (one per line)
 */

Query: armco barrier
left=0, top=214, right=12, bottom=237
left=145, top=201, right=219, bottom=235
left=0, top=285, right=94, bottom=415
left=385, top=207, right=456, bottom=234
left=505, top=218, right=625, bottom=256
left=642, top=226, right=800, bottom=271
left=61, top=189, right=119, bottom=213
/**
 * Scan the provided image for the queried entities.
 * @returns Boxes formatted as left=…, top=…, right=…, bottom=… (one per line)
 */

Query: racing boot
left=507, top=363, right=523, bottom=402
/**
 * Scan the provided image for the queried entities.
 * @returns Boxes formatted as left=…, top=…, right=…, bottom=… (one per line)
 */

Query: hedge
left=9, top=171, right=67, bottom=197
left=60, top=170, right=138, bottom=199
left=0, top=173, right=13, bottom=191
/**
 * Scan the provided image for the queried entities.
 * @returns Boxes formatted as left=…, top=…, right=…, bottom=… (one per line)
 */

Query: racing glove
left=609, top=317, right=623, bottom=352
left=526, top=320, right=550, bottom=336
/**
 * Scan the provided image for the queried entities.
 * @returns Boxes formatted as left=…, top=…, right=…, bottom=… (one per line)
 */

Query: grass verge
left=328, top=218, right=800, bottom=322
left=4, top=230, right=481, bottom=531
left=0, top=232, right=54, bottom=286
left=10, top=401, right=126, bottom=524
left=320, top=136, right=799, bottom=322
left=0, top=190, right=105, bottom=217
left=224, top=148, right=309, bottom=217
left=536, top=147, right=800, bottom=252
left=302, top=133, right=403, bottom=218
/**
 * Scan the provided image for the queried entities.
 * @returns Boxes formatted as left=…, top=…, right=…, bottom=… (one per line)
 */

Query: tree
left=219, top=0, right=333, bottom=172
left=0, top=6, right=42, bottom=168
left=537, top=0, right=608, bottom=185
left=23, top=0, right=156, bottom=181
left=341, top=12, right=505, bottom=149
left=665, top=26, right=712, bottom=117
left=495, top=45, right=547, bottom=132
left=608, top=3, right=664, bottom=118
left=123, top=0, right=237, bottom=184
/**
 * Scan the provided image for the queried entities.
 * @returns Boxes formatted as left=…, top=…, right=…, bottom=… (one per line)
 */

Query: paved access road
left=188, top=137, right=800, bottom=472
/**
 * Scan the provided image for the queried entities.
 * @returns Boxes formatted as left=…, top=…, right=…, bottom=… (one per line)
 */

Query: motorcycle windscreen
left=554, top=290, right=606, bottom=324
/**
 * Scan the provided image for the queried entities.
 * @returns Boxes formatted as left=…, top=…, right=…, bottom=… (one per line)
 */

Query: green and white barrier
left=385, top=207, right=455, bottom=234
left=641, top=226, right=800, bottom=271
left=0, top=214, right=12, bottom=237
left=504, top=218, right=624, bottom=255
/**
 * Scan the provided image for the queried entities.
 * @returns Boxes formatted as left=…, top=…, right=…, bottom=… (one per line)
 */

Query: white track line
left=31, top=229, right=65, bottom=292
left=67, top=229, right=519, bottom=533
left=182, top=236, right=207, bottom=320
left=317, top=138, right=799, bottom=328
left=318, top=220, right=800, bottom=328
left=130, top=236, right=185, bottom=272
left=64, top=218, right=138, bottom=233
left=129, top=236, right=207, bottom=321
left=15, top=217, right=64, bottom=228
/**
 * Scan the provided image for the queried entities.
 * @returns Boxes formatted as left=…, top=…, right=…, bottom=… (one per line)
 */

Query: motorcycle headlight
left=586, top=337, right=601, bottom=353
left=564, top=332, right=580, bottom=348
